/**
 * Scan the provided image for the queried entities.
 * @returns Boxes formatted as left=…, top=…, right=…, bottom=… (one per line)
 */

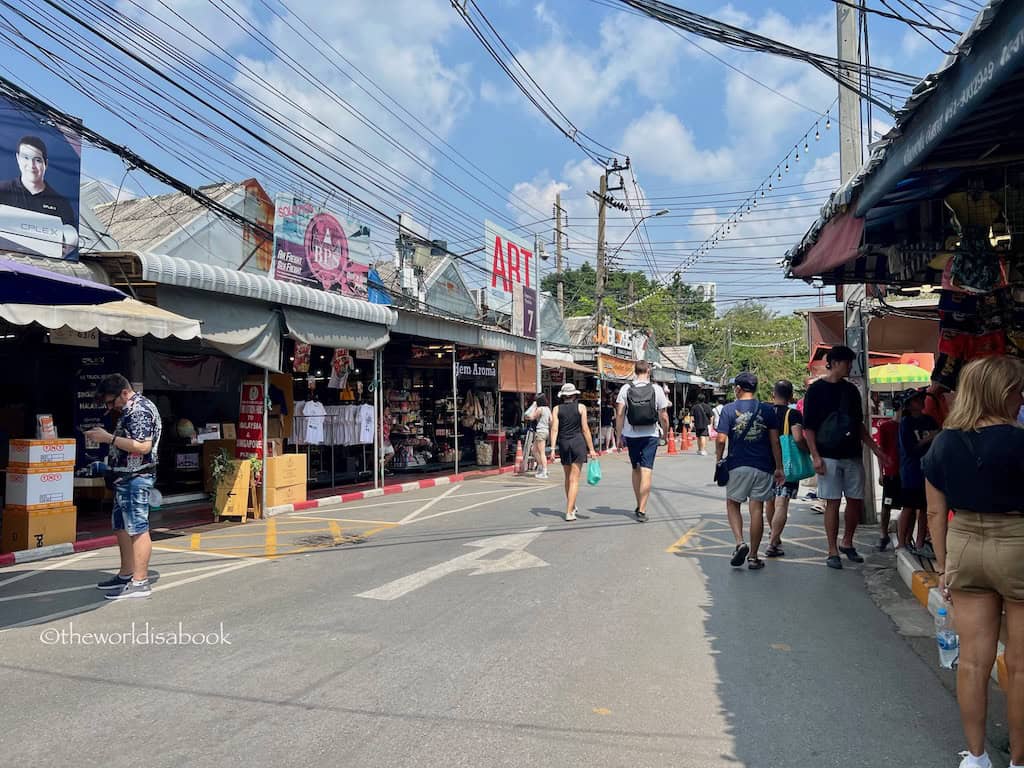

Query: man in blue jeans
left=86, top=374, right=162, bottom=600
left=616, top=360, right=671, bottom=522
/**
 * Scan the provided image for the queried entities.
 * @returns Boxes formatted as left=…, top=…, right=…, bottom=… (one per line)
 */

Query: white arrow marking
left=356, top=526, right=548, bottom=601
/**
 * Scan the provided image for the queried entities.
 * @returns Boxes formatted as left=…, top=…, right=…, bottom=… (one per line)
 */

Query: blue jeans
left=112, top=476, right=154, bottom=535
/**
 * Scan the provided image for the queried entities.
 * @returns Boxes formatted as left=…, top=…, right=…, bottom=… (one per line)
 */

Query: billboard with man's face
left=0, top=95, right=82, bottom=261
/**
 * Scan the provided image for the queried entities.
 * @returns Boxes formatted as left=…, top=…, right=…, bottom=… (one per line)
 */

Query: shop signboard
left=597, top=353, right=636, bottom=381
left=454, top=357, right=497, bottom=380
left=511, top=283, right=538, bottom=340
left=236, top=383, right=264, bottom=461
left=272, top=193, right=372, bottom=298
left=484, top=220, right=535, bottom=293
left=0, top=94, right=82, bottom=261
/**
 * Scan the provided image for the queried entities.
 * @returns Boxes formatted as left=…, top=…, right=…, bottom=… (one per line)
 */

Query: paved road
left=0, top=452, right=971, bottom=767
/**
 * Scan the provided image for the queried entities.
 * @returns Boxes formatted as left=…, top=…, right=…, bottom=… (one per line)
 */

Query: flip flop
left=730, top=543, right=750, bottom=567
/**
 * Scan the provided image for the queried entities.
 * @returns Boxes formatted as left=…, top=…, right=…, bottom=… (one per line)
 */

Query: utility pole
left=675, top=282, right=682, bottom=345
left=837, top=1, right=875, bottom=522
left=554, top=193, right=565, bottom=317
left=594, top=172, right=608, bottom=327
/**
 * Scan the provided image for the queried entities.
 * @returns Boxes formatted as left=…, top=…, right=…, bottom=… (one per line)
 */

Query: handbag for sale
left=780, top=409, right=815, bottom=483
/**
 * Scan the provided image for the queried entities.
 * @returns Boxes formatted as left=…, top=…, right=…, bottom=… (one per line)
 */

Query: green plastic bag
left=587, top=459, right=602, bottom=486
left=781, top=409, right=814, bottom=483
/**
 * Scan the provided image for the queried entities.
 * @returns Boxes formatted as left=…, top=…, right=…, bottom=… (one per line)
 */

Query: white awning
left=119, top=250, right=397, bottom=326
left=0, top=298, right=201, bottom=339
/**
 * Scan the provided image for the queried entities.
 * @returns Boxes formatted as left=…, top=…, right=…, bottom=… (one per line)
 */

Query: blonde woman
left=549, top=383, right=597, bottom=521
left=923, top=356, right=1024, bottom=768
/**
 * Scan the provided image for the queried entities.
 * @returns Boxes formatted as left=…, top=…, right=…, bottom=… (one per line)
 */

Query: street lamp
left=607, top=208, right=670, bottom=265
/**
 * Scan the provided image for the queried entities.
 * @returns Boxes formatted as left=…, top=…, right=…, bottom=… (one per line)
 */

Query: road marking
left=770, top=643, right=792, bottom=652
left=0, top=561, right=236, bottom=603
left=286, top=516, right=399, bottom=526
left=412, top=486, right=549, bottom=525
left=0, top=559, right=263, bottom=632
left=265, top=518, right=277, bottom=558
left=328, top=520, right=344, bottom=545
left=0, top=551, right=99, bottom=590
left=190, top=534, right=201, bottom=551
left=666, top=521, right=707, bottom=553
left=357, top=526, right=548, bottom=601
left=592, top=708, right=612, bottom=716
left=399, top=484, right=461, bottom=525
left=152, top=546, right=243, bottom=559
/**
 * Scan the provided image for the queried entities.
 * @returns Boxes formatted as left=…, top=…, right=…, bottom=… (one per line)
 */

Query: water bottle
left=936, top=607, right=959, bottom=669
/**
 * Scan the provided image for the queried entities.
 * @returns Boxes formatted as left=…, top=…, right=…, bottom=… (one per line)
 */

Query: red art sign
left=486, top=220, right=533, bottom=293
left=236, top=383, right=264, bottom=461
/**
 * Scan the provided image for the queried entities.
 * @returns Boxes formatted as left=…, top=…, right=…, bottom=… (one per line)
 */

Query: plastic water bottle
left=936, top=607, right=959, bottom=669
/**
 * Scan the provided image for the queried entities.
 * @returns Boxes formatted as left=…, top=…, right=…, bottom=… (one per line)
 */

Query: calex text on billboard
left=485, top=220, right=533, bottom=293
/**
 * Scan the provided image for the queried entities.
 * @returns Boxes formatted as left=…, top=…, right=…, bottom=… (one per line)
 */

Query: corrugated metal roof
left=658, top=345, right=700, bottom=374
left=786, top=0, right=1008, bottom=270
left=103, top=250, right=397, bottom=327
left=0, top=251, right=110, bottom=285
left=94, top=182, right=240, bottom=253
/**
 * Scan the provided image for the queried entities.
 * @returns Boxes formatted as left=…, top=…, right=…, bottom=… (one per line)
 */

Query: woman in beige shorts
left=924, top=356, right=1024, bottom=768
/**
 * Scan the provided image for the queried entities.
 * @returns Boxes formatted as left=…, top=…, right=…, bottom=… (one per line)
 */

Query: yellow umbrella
left=869, top=363, right=931, bottom=391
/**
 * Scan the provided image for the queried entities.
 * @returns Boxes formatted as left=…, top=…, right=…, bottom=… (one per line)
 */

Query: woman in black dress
left=549, top=382, right=597, bottom=521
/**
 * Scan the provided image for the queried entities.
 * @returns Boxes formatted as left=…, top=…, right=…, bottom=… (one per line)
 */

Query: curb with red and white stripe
left=264, top=465, right=518, bottom=517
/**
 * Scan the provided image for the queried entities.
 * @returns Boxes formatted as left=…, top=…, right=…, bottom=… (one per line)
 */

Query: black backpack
left=692, top=403, right=711, bottom=430
left=625, top=383, right=659, bottom=426
left=815, top=385, right=855, bottom=454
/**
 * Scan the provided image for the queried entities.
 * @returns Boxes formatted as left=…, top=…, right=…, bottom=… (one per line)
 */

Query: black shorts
left=694, top=427, right=710, bottom=437
left=902, top=485, right=927, bottom=510
left=558, top=437, right=588, bottom=466
left=881, top=476, right=903, bottom=509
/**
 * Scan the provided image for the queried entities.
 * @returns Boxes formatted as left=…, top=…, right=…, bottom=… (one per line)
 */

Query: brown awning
left=791, top=211, right=864, bottom=278
left=499, top=352, right=536, bottom=393
left=541, top=357, right=597, bottom=375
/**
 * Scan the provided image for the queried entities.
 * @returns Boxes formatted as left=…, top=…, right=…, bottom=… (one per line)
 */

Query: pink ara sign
left=273, top=195, right=371, bottom=298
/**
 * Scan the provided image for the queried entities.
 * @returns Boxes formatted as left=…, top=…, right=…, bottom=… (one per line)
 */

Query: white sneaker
left=565, top=508, right=577, bottom=521
left=535, top=472, right=549, bottom=479
left=958, top=751, right=993, bottom=768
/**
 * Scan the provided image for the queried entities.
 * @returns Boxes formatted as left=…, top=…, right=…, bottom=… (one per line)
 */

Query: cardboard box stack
left=264, top=454, right=307, bottom=508
left=3, top=439, right=78, bottom=553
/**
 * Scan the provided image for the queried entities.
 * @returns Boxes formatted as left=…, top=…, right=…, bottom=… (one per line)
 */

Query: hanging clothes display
left=293, top=343, right=311, bottom=373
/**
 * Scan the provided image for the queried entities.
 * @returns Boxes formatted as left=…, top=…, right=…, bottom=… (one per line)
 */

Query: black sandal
left=730, top=543, right=750, bottom=567
left=765, top=544, right=785, bottom=558
left=747, top=557, right=765, bottom=570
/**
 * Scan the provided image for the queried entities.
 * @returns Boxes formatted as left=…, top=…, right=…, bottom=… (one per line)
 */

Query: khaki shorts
left=947, top=512, right=1024, bottom=602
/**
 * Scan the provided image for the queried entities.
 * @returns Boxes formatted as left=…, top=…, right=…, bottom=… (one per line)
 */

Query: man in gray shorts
left=715, top=372, right=785, bottom=570
left=802, top=346, right=886, bottom=569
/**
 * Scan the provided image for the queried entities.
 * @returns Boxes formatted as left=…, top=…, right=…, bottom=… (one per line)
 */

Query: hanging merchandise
left=329, top=348, right=353, bottom=389
left=293, top=343, right=311, bottom=373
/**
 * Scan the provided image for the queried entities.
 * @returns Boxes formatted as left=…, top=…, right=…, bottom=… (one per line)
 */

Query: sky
left=0, top=0, right=975, bottom=318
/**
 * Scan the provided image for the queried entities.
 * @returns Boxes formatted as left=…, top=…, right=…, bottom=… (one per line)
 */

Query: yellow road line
left=328, top=520, right=344, bottom=545
left=666, top=521, right=707, bottom=553
left=189, top=533, right=201, bottom=551
left=265, top=517, right=277, bottom=558
left=286, top=515, right=400, bottom=525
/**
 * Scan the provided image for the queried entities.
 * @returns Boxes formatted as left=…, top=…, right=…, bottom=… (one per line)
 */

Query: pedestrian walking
left=524, top=393, right=552, bottom=479
left=85, top=374, right=162, bottom=600
left=874, top=400, right=902, bottom=552
left=898, top=389, right=939, bottom=556
left=549, top=382, right=597, bottom=521
left=764, top=380, right=804, bottom=558
left=714, top=372, right=785, bottom=569
left=922, top=356, right=1024, bottom=768
left=691, top=394, right=714, bottom=455
left=600, top=394, right=617, bottom=452
left=615, top=360, right=671, bottom=522
left=802, top=345, right=886, bottom=569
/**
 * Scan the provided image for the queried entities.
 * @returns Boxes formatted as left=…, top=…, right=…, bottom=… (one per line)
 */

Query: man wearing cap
left=803, top=345, right=886, bottom=569
left=616, top=360, right=671, bottom=522
left=715, top=371, right=785, bottom=569
left=897, top=388, right=939, bottom=556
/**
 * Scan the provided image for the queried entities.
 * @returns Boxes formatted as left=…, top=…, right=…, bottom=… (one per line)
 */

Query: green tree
left=680, top=301, right=808, bottom=400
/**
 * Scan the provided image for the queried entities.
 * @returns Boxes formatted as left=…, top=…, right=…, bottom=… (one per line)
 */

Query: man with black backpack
left=616, top=360, right=671, bottom=522
left=803, top=346, right=887, bottom=569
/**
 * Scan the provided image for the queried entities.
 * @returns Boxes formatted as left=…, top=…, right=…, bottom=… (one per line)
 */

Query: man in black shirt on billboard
left=803, top=346, right=885, bottom=569
left=0, top=135, right=76, bottom=226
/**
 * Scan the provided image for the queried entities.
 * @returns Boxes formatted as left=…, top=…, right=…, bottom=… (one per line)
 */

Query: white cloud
left=621, top=107, right=737, bottom=184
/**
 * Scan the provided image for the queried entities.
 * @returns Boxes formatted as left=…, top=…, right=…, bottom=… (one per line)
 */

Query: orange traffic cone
left=514, top=440, right=524, bottom=473
left=682, top=429, right=693, bottom=451
left=667, top=428, right=677, bottom=454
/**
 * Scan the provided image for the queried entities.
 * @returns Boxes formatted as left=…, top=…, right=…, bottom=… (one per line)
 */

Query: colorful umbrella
left=869, top=363, right=931, bottom=390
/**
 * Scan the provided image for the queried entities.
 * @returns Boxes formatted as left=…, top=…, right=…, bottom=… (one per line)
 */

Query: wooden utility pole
left=554, top=193, right=565, bottom=317
left=594, top=172, right=608, bottom=326
left=675, top=282, right=682, bottom=345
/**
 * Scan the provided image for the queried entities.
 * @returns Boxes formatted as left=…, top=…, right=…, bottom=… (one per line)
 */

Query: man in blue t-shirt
left=715, top=371, right=785, bottom=570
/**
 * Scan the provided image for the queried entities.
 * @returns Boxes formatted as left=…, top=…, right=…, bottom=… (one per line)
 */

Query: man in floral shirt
left=85, top=374, right=162, bottom=600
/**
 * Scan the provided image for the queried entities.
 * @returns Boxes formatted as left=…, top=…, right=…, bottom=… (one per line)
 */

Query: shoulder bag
left=780, top=409, right=815, bottom=483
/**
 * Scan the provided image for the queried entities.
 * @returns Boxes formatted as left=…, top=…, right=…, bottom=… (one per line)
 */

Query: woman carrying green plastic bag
left=765, top=380, right=812, bottom=557
left=587, top=458, right=602, bottom=486
left=550, top=383, right=599, bottom=521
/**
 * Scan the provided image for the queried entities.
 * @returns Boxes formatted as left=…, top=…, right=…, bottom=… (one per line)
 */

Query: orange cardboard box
left=2, top=504, right=77, bottom=553
left=265, top=483, right=306, bottom=508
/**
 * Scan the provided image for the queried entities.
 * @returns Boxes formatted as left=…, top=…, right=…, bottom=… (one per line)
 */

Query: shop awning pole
left=452, top=344, right=459, bottom=476
left=261, top=367, right=268, bottom=517
left=535, top=234, right=543, bottom=395
left=374, top=348, right=381, bottom=490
